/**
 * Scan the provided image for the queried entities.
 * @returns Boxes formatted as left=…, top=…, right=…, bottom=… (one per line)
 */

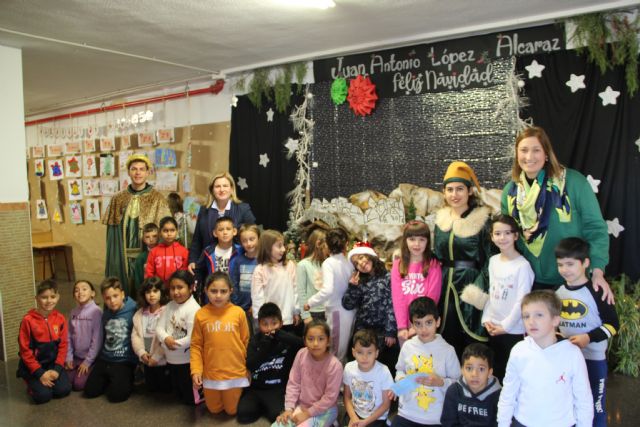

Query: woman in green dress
left=434, top=161, right=493, bottom=356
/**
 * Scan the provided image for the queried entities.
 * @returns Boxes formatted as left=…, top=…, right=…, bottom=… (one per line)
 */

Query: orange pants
left=203, top=388, right=243, bottom=415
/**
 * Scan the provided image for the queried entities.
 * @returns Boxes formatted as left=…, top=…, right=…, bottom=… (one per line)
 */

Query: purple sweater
left=285, top=348, right=343, bottom=416
left=66, top=301, right=103, bottom=365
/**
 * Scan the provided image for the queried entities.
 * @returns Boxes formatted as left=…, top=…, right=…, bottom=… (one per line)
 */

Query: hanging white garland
left=286, top=85, right=314, bottom=224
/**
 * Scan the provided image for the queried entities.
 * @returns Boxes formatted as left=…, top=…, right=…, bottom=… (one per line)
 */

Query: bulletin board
left=28, top=122, right=231, bottom=278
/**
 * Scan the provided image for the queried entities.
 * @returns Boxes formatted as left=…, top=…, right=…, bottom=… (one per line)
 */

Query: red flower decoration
left=347, top=75, right=378, bottom=116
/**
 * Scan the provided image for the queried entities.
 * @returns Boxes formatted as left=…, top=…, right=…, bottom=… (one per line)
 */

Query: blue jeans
left=586, top=359, right=607, bottom=427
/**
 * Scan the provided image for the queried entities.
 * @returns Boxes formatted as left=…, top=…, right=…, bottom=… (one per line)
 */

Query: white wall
left=0, top=45, right=28, bottom=202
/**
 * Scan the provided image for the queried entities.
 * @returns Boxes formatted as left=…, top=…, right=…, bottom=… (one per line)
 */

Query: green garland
left=235, top=62, right=307, bottom=112
left=570, top=11, right=639, bottom=96
left=611, top=276, right=640, bottom=377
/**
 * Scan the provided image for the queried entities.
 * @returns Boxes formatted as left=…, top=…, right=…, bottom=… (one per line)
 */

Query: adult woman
left=501, top=126, right=612, bottom=300
left=187, top=172, right=256, bottom=274
left=434, top=161, right=493, bottom=355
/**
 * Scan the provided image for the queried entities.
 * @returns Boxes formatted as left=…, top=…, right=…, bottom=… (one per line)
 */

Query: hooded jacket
left=99, top=297, right=138, bottom=364
left=441, top=375, right=502, bottom=426
left=17, top=309, right=68, bottom=379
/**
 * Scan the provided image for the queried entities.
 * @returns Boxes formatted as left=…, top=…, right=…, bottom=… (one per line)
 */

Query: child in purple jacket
left=65, top=280, right=103, bottom=391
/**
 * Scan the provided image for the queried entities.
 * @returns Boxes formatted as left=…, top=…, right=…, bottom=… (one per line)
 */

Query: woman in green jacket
left=501, top=126, right=612, bottom=301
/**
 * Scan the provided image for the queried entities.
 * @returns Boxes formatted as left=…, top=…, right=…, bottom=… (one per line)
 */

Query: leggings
left=203, top=387, right=243, bottom=415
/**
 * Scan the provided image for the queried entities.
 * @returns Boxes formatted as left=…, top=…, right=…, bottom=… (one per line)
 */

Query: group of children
left=18, top=213, right=618, bottom=427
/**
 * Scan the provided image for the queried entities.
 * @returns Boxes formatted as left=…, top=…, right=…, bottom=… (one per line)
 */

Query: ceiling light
left=276, top=0, right=336, bottom=9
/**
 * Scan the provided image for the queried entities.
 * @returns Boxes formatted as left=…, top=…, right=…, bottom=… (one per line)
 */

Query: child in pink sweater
left=274, top=320, right=342, bottom=427
left=391, top=220, right=442, bottom=346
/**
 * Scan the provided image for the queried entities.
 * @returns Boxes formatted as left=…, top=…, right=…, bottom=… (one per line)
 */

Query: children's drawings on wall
left=100, top=154, right=115, bottom=177
left=100, top=137, right=115, bottom=152
left=181, top=172, right=193, bottom=193
left=100, top=179, right=119, bottom=196
left=83, top=179, right=101, bottom=196
left=67, top=179, right=83, bottom=201
left=32, top=146, right=45, bottom=158
left=34, top=159, right=45, bottom=177
left=70, top=202, right=83, bottom=224
left=85, top=199, right=100, bottom=221
left=65, top=155, right=82, bottom=178
left=120, top=176, right=130, bottom=191
left=83, top=139, right=96, bottom=153
left=83, top=155, right=97, bottom=177
left=138, top=132, right=155, bottom=147
left=48, top=159, right=64, bottom=180
left=64, top=141, right=82, bottom=154
left=156, top=128, right=175, bottom=144
left=47, top=144, right=64, bottom=157
left=183, top=197, right=201, bottom=234
left=155, top=170, right=178, bottom=191
left=101, top=197, right=111, bottom=217
left=155, top=148, right=177, bottom=168
left=53, top=206, right=63, bottom=223
left=36, top=199, right=48, bottom=219
left=120, top=135, right=131, bottom=149
left=119, top=150, right=133, bottom=170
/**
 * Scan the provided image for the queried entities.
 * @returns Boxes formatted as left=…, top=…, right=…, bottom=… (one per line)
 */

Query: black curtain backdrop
left=229, top=90, right=303, bottom=231
left=516, top=50, right=640, bottom=281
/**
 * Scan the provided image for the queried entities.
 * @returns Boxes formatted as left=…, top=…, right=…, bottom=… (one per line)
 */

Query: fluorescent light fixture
left=275, top=0, right=336, bottom=9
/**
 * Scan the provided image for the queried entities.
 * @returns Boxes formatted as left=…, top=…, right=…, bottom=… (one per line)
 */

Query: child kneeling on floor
left=17, top=279, right=71, bottom=404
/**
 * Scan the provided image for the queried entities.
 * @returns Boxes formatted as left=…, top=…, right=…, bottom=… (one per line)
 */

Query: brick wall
left=0, top=202, right=35, bottom=360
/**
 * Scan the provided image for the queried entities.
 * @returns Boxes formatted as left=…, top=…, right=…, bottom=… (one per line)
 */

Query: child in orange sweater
left=191, top=272, right=250, bottom=415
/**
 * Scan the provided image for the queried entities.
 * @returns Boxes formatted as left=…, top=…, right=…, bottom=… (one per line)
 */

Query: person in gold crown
left=433, top=161, right=494, bottom=358
left=102, top=154, right=170, bottom=294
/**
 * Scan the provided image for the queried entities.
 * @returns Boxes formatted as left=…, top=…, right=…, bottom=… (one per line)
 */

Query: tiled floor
left=2, top=278, right=638, bottom=426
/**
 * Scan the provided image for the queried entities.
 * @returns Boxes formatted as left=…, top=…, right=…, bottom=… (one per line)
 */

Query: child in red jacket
left=17, top=279, right=71, bottom=404
left=146, top=216, right=189, bottom=284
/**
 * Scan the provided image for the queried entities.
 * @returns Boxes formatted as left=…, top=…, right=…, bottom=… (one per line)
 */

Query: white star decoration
left=285, top=138, right=299, bottom=155
left=237, top=177, right=248, bottom=190
left=606, top=218, right=625, bottom=238
left=586, top=175, right=601, bottom=193
left=266, top=108, right=274, bottom=122
left=525, top=60, right=545, bottom=78
left=635, top=137, right=640, bottom=152
left=231, top=95, right=238, bottom=107
left=566, top=74, right=586, bottom=93
left=259, top=153, right=270, bottom=168
left=598, top=86, right=620, bottom=106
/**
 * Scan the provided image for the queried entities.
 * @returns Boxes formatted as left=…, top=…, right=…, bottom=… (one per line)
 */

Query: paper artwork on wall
left=70, top=202, right=83, bottom=224
left=100, top=179, right=119, bottom=196
left=36, top=199, right=48, bottom=219
left=183, top=197, right=201, bottom=234
left=156, top=128, right=175, bottom=144
left=47, top=144, right=64, bottom=157
left=99, top=154, right=115, bottom=177
left=65, top=155, right=82, bottom=178
left=67, top=179, right=83, bottom=201
left=119, top=150, right=133, bottom=170
left=154, top=148, right=177, bottom=168
left=83, top=155, right=97, bottom=177
left=83, top=179, right=101, bottom=196
left=65, top=141, right=82, bottom=154
left=101, top=197, right=111, bottom=217
left=83, top=139, right=96, bottom=153
left=120, top=176, right=131, bottom=191
left=100, top=137, right=115, bottom=152
left=155, top=170, right=178, bottom=191
left=53, top=206, right=63, bottom=223
left=181, top=172, right=193, bottom=193
left=138, top=132, right=155, bottom=147
left=85, top=199, right=100, bottom=221
left=120, top=135, right=131, bottom=149
left=48, top=159, right=64, bottom=180
left=34, top=159, right=45, bottom=177
left=32, top=146, right=45, bottom=158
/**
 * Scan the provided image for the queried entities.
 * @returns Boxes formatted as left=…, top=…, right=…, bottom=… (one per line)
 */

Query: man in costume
left=102, top=154, right=170, bottom=293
